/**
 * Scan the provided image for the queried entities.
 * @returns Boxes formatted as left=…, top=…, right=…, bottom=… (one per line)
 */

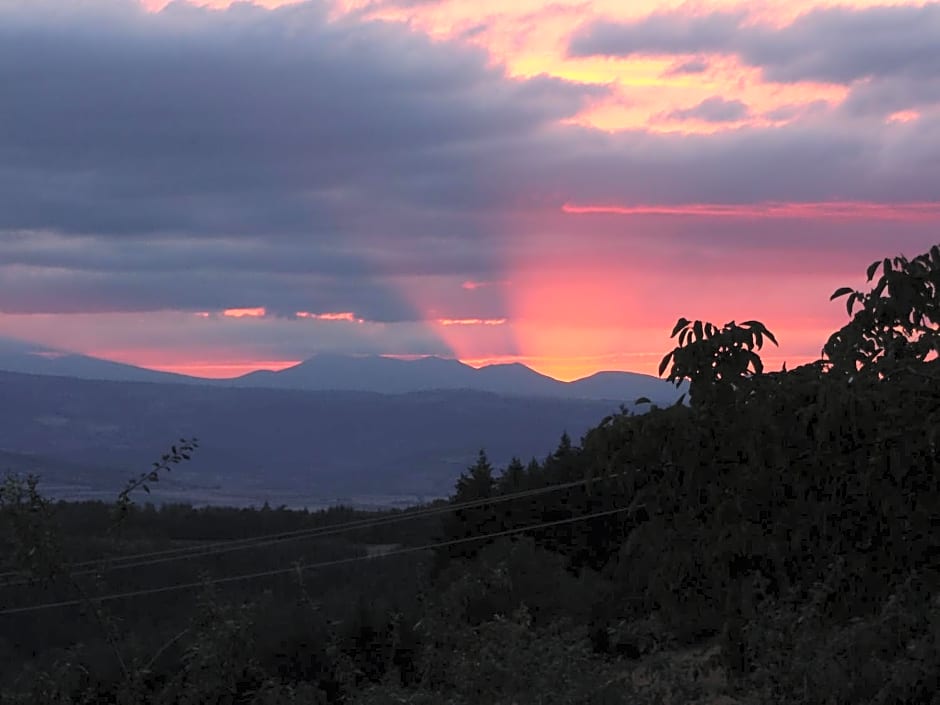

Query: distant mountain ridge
left=0, top=337, right=685, bottom=404
left=0, top=337, right=195, bottom=385
left=0, top=369, right=634, bottom=499
left=231, top=354, right=686, bottom=403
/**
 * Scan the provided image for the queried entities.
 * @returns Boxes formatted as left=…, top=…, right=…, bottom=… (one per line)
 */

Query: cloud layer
left=1, top=0, right=938, bottom=377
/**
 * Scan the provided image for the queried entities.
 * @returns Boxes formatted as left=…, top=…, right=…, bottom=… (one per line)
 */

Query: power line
left=0, top=501, right=638, bottom=616
left=0, top=474, right=620, bottom=582
left=0, top=471, right=632, bottom=587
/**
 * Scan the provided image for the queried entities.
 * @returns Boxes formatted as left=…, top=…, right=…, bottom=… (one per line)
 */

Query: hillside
left=0, top=369, right=628, bottom=501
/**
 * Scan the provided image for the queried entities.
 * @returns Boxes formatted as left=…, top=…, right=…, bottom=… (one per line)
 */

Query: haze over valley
left=0, top=352, right=683, bottom=507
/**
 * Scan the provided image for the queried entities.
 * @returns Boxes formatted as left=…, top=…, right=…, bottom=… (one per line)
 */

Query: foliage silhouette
left=825, top=245, right=940, bottom=377
left=659, top=318, right=778, bottom=407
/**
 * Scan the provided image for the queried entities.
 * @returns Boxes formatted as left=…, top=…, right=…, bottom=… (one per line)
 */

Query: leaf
left=693, top=320, right=704, bottom=341
left=830, top=287, right=854, bottom=301
left=750, top=352, right=764, bottom=375
left=866, top=260, right=880, bottom=281
left=674, top=393, right=686, bottom=407
left=658, top=353, right=672, bottom=377
left=635, top=397, right=652, bottom=405
left=671, top=318, right=690, bottom=337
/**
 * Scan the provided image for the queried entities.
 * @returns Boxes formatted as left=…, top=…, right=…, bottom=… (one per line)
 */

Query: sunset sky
left=1, top=0, right=938, bottom=380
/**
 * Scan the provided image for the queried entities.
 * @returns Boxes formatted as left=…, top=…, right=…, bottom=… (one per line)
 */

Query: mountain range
left=0, top=337, right=685, bottom=403
left=0, top=337, right=687, bottom=505
left=0, top=369, right=633, bottom=503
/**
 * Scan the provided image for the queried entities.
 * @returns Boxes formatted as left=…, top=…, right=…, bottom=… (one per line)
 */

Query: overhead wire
left=0, top=470, right=633, bottom=587
left=0, top=501, right=638, bottom=616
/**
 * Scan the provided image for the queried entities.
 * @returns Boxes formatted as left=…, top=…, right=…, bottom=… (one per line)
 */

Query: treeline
left=0, top=245, right=938, bottom=704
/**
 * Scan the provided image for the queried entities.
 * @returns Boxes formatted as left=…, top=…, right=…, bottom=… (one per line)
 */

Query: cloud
left=437, top=318, right=507, bottom=326
left=568, top=10, right=745, bottom=58
left=663, top=57, right=710, bottom=76
left=223, top=308, right=267, bottom=318
left=0, top=0, right=604, bottom=324
left=568, top=4, right=940, bottom=116
left=665, top=97, right=750, bottom=123
left=763, top=100, right=831, bottom=122
left=295, top=312, right=364, bottom=323
left=0, top=0, right=600, bottom=234
left=745, top=4, right=940, bottom=85
left=0, top=310, right=456, bottom=364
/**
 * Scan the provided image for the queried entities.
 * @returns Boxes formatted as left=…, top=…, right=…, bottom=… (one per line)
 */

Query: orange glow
left=488, top=198, right=865, bottom=381
left=500, top=251, right=658, bottom=380
left=296, top=311, right=364, bottom=323
left=222, top=307, right=266, bottom=318
left=425, top=314, right=518, bottom=363
left=563, top=201, right=940, bottom=222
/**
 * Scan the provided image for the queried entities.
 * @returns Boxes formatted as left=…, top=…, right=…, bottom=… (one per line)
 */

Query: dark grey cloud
left=568, top=10, right=745, bottom=58
left=840, top=77, right=940, bottom=117
left=746, top=4, right=940, bottom=85
left=666, top=97, right=749, bottom=123
left=543, top=116, right=940, bottom=205
left=0, top=0, right=601, bottom=235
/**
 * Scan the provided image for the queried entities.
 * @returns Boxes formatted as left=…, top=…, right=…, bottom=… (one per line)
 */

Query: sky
left=0, top=0, right=938, bottom=381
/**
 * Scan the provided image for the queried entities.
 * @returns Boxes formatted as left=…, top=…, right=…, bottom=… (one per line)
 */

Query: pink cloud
left=296, top=311, right=365, bottom=323
left=222, top=307, right=267, bottom=318
left=437, top=318, right=508, bottom=326
left=562, top=201, right=940, bottom=222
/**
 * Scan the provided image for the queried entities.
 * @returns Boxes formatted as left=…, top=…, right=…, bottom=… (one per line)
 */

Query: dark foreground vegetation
left=2, top=245, right=939, bottom=704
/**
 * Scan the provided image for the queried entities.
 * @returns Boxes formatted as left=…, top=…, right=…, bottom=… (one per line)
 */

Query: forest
left=1, top=245, right=938, bottom=705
